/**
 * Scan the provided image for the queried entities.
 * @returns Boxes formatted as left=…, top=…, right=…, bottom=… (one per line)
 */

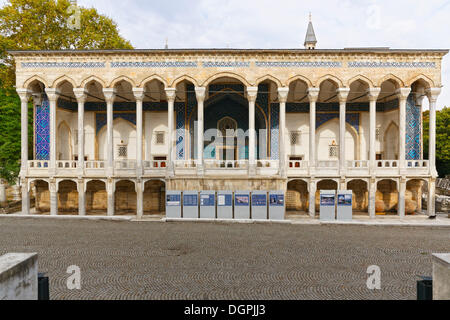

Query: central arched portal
left=199, top=90, right=266, bottom=161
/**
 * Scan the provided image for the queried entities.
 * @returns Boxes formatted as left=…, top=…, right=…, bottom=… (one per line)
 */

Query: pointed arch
left=109, top=75, right=136, bottom=88
left=57, top=120, right=72, bottom=160
left=315, top=74, right=344, bottom=88
left=406, top=74, right=434, bottom=88
left=202, top=72, right=250, bottom=87
left=138, top=74, right=168, bottom=88
left=170, top=75, right=199, bottom=88
left=80, top=75, right=106, bottom=89
left=384, top=121, right=399, bottom=160
left=23, top=75, right=49, bottom=90
left=347, top=74, right=374, bottom=88
left=52, top=75, right=77, bottom=89
left=286, top=75, right=313, bottom=88
left=377, top=73, right=405, bottom=88
left=255, top=74, right=282, bottom=87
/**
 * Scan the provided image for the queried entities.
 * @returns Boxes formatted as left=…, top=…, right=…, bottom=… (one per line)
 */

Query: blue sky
left=5, top=0, right=450, bottom=108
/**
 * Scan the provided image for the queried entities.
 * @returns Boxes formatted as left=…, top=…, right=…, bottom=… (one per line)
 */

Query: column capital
left=73, top=88, right=87, bottom=103
left=102, top=88, right=116, bottom=103
left=307, top=88, right=320, bottom=102
left=165, top=87, right=177, bottom=102
left=16, top=88, right=31, bottom=102
left=336, top=88, right=350, bottom=103
left=277, top=87, right=289, bottom=103
left=132, top=87, right=145, bottom=101
left=45, top=88, right=60, bottom=102
left=246, top=86, right=258, bottom=102
left=396, top=87, right=411, bottom=101
left=195, top=86, right=207, bottom=102
left=426, top=87, right=441, bottom=103
left=366, top=87, right=381, bottom=102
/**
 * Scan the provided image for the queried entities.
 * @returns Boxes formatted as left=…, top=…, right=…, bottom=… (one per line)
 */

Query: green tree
left=423, top=107, right=450, bottom=177
left=0, top=0, right=133, bottom=181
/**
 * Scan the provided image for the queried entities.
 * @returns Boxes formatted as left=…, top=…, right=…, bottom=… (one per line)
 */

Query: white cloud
left=1, top=0, right=448, bottom=108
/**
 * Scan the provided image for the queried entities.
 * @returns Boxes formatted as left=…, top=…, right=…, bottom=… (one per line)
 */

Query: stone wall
left=167, top=177, right=287, bottom=192
left=0, top=253, right=38, bottom=300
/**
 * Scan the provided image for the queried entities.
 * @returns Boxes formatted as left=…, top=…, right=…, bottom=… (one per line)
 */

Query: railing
left=257, top=160, right=279, bottom=168
left=376, top=160, right=398, bottom=168
left=143, top=160, right=167, bottom=169
left=407, top=160, right=429, bottom=168
left=28, top=160, right=49, bottom=169
left=204, top=159, right=249, bottom=169
left=317, top=160, right=339, bottom=168
left=347, top=160, right=369, bottom=168
left=288, top=160, right=309, bottom=168
left=115, top=160, right=137, bottom=170
left=56, top=161, right=77, bottom=169
left=174, top=160, right=197, bottom=168
left=85, top=161, right=105, bottom=169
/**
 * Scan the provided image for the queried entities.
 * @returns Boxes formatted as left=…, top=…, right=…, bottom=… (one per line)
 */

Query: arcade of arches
left=11, top=48, right=446, bottom=217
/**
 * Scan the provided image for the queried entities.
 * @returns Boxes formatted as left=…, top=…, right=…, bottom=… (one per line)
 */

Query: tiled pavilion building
left=10, top=21, right=448, bottom=218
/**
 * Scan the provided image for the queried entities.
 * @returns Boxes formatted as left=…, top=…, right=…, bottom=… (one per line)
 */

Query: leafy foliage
left=423, top=107, right=450, bottom=177
left=0, top=0, right=133, bottom=182
left=0, top=0, right=133, bottom=88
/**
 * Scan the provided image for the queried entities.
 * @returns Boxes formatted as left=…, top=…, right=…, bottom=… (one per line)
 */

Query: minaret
left=304, top=13, right=317, bottom=50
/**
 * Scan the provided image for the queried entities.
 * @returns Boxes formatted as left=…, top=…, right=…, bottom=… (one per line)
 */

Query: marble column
left=368, top=178, right=376, bottom=219
left=0, top=179, right=6, bottom=203
left=136, top=180, right=143, bottom=219
left=49, top=181, right=58, bottom=216
left=277, top=87, right=289, bottom=177
left=73, top=89, right=87, bottom=176
left=247, top=87, right=258, bottom=175
left=195, top=87, right=206, bottom=175
left=337, top=88, right=350, bottom=175
left=367, top=88, right=381, bottom=174
left=16, top=89, right=31, bottom=214
left=102, top=89, right=116, bottom=177
left=78, top=180, right=85, bottom=216
left=133, top=88, right=145, bottom=176
left=308, top=88, right=320, bottom=172
left=165, top=88, right=176, bottom=176
left=396, top=88, right=411, bottom=172
left=107, top=179, right=115, bottom=217
left=45, top=88, right=59, bottom=176
left=398, top=178, right=406, bottom=218
left=309, top=180, right=316, bottom=218
left=426, top=88, right=441, bottom=178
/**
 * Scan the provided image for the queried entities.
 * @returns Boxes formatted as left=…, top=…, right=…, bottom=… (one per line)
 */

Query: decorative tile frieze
left=110, top=61, right=197, bottom=68
left=22, top=62, right=105, bottom=68
left=348, top=61, right=435, bottom=68
left=255, top=61, right=342, bottom=68
left=202, top=61, right=250, bottom=68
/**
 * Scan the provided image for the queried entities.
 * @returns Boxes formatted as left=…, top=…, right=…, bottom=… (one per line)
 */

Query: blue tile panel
left=270, top=104, right=280, bottom=160
left=405, top=93, right=421, bottom=160
left=35, top=97, right=50, bottom=160
left=175, top=102, right=185, bottom=160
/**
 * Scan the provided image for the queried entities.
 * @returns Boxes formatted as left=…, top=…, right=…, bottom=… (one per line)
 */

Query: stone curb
left=1, top=214, right=449, bottom=227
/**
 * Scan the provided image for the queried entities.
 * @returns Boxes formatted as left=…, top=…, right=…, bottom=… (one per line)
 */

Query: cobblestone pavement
left=0, top=218, right=449, bottom=300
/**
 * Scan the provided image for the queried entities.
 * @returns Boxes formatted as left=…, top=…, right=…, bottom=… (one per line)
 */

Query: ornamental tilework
left=405, top=94, right=421, bottom=160
left=255, top=61, right=341, bottom=68
left=186, top=85, right=197, bottom=160
left=22, top=62, right=105, bottom=68
left=175, top=102, right=186, bottom=160
left=270, top=104, right=280, bottom=160
left=316, top=113, right=360, bottom=133
left=209, top=84, right=245, bottom=95
left=348, top=61, right=435, bottom=68
left=203, top=61, right=250, bottom=68
left=35, top=98, right=50, bottom=160
left=95, top=113, right=136, bottom=134
left=111, top=61, right=197, bottom=68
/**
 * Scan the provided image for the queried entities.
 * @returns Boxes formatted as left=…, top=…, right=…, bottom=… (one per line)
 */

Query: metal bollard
left=38, top=272, right=50, bottom=300
left=417, top=276, right=433, bottom=300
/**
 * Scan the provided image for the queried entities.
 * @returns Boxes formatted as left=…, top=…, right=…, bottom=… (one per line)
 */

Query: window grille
left=376, top=127, right=381, bottom=141
left=329, top=145, right=338, bottom=158
left=290, top=131, right=301, bottom=146
left=118, top=145, right=128, bottom=158
left=155, top=132, right=165, bottom=144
